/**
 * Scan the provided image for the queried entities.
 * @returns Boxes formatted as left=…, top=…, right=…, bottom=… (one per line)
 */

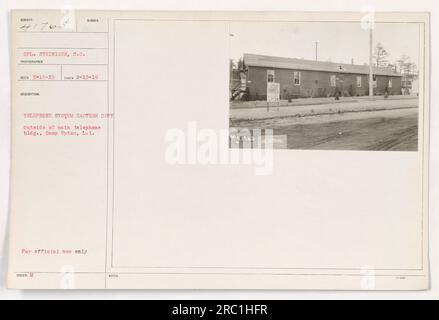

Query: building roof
left=243, top=53, right=402, bottom=77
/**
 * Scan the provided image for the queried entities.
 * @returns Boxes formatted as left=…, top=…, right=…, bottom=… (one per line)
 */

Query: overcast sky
left=229, top=22, right=420, bottom=67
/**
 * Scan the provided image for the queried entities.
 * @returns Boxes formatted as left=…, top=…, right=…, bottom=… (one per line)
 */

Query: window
left=356, top=76, right=362, bottom=88
left=267, top=70, right=275, bottom=83
left=330, top=75, right=336, bottom=87
left=293, top=71, right=301, bottom=85
left=388, top=79, right=392, bottom=88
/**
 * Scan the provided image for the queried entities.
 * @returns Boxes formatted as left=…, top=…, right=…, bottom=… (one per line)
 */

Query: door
left=336, top=74, right=345, bottom=94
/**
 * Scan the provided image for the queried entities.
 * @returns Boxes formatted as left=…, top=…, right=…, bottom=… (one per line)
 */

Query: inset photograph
left=229, top=21, right=420, bottom=151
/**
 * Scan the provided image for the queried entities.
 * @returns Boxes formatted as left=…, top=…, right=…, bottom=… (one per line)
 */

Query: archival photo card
left=7, top=11, right=429, bottom=290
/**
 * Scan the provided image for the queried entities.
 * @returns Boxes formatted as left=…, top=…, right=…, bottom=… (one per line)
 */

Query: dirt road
left=230, top=108, right=419, bottom=151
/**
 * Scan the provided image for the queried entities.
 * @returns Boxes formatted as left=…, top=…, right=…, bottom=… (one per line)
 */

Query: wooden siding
left=246, top=66, right=402, bottom=100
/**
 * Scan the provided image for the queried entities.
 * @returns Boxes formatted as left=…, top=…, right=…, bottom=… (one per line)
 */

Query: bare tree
left=396, top=54, right=417, bottom=75
left=374, top=43, right=390, bottom=67
left=229, top=59, right=236, bottom=71
left=396, top=54, right=418, bottom=95
left=230, top=58, right=245, bottom=71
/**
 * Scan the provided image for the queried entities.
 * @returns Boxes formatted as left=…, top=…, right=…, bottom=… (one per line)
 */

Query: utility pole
left=315, top=41, right=318, bottom=61
left=369, top=27, right=374, bottom=97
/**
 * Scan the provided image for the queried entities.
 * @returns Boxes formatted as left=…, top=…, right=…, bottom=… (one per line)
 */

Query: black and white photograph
left=229, top=21, right=421, bottom=151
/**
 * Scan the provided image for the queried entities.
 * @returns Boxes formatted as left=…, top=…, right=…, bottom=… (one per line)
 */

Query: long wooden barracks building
left=236, top=53, right=403, bottom=101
